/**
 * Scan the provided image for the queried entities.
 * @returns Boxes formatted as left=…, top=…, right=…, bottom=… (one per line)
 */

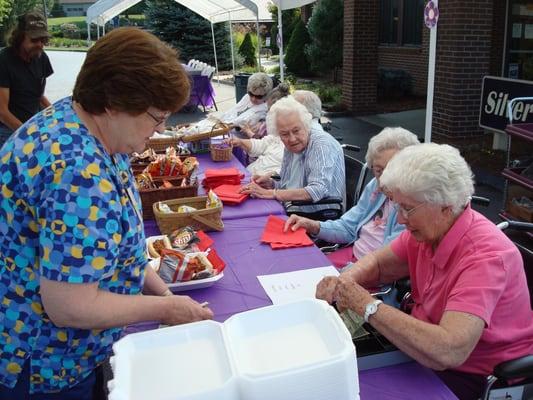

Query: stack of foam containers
left=108, top=299, right=359, bottom=400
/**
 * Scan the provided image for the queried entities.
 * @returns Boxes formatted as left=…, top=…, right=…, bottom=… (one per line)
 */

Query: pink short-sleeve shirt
left=391, top=206, right=533, bottom=375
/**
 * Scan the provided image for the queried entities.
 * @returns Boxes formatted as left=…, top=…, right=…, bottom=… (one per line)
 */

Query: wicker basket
left=140, top=177, right=198, bottom=220
left=131, top=155, right=191, bottom=176
left=153, top=196, right=224, bottom=234
left=145, top=136, right=181, bottom=153
left=181, top=122, right=232, bottom=143
left=210, top=136, right=233, bottom=162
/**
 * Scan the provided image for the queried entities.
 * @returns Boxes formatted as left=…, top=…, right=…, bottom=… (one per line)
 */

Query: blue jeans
left=0, top=359, right=104, bottom=400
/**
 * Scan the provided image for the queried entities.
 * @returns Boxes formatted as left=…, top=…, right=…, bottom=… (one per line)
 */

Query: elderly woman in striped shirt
left=241, top=96, right=345, bottom=217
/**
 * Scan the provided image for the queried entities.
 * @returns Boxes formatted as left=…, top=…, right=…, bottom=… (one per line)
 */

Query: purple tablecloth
left=186, top=74, right=215, bottom=109
left=144, top=216, right=330, bottom=322
left=135, top=216, right=458, bottom=400
left=195, top=154, right=286, bottom=219
left=359, top=362, right=457, bottom=399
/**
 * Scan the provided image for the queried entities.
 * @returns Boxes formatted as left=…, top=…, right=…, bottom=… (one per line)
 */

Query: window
left=380, top=0, right=424, bottom=46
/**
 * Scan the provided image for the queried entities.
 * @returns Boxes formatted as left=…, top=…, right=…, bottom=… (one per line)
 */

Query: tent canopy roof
left=86, top=0, right=273, bottom=25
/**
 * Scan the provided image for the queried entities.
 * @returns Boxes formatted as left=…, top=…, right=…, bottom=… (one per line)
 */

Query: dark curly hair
left=72, top=27, right=190, bottom=115
left=6, top=15, right=28, bottom=50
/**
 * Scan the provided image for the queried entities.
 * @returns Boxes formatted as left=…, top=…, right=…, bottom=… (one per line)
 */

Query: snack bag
left=157, top=202, right=174, bottom=213
left=181, top=157, right=199, bottom=177
left=206, top=190, right=222, bottom=209
left=135, top=173, right=154, bottom=190
left=177, top=205, right=197, bottom=213
left=158, top=249, right=214, bottom=283
left=168, top=227, right=199, bottom=250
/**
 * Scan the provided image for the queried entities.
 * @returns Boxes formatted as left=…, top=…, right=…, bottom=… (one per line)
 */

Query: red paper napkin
left=260, top=215, right=314, bottom=249
left=202, top=168, right=245, bottom=190
left=196, top=231, right=225, bottom=272
left=213, top=184, right=249, bottom=205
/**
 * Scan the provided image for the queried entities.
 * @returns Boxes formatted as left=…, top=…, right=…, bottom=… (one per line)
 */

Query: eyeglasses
left=146, top=110, right=170, bottom=127
left=394, top=202, right=425, bottom=219
left=248, top=91, right=265, bottom=100
left=30, top=37, right=49, bottom=45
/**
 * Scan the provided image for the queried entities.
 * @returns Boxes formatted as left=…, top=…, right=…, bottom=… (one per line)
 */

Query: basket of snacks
left=136, top=175, right=198, bottom=220
left=153, top=191, right=224, bottom=234
left=181, top=122, right=232, bottom=143
left=210, top=135, right=232, bottom=162
left=145, top=135, right=181, bottom=153
left=130, top=147, right=192, bottom=175
left=135, top=153, right=200, bottom=220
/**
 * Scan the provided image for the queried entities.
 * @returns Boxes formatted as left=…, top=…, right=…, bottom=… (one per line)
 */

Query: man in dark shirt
left=0, top=11, right=53, bottom=145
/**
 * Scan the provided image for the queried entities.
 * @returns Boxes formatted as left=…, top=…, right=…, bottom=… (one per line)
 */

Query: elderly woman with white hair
left=317, top=143, right=533, bottom=399
left=241, top=96, right=345, bottom=216
left=284, top=127, right=420, bottom=268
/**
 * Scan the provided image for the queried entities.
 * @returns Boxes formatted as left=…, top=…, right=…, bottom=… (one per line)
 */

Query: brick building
left=342, top=0, right=532, bottom=143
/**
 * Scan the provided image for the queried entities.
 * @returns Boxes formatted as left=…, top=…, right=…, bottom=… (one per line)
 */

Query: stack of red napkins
left=213, top=184, right=248, bottom=205
left=202, top=168, right=244, bottom=190
left=196, top=230, right=225, bottom=272
left=260, top=215, right=314, bottom=249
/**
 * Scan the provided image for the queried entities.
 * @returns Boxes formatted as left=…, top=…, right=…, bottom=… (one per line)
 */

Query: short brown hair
left=72, top=27, right=190, bottom=115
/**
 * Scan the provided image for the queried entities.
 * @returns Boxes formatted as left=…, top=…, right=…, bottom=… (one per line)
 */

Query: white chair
left=187, top=59, right=196, bottom=67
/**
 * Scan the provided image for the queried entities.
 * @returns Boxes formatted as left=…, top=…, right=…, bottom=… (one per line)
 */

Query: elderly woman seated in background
left=241, top=96, right=345, bottom=217
left=192, top=72, right=273, bottom=136
left=229, top=83, right=290, bottom=175
left=317, top=143, right=533, bottom=400
left=293, top=90, right=323, bottom=129
left=284, top=127, right=420, bottom=268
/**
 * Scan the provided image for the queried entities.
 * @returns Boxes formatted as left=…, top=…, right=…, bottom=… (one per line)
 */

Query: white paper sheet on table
left=258, top=266, right=339, bottom=305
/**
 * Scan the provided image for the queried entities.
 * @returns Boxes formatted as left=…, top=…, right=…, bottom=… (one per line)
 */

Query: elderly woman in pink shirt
left=317, top=143, right=533, bottom=400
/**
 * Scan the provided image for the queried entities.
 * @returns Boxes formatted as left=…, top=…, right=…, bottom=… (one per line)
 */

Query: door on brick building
left=507, top=0, right=533, bottom=80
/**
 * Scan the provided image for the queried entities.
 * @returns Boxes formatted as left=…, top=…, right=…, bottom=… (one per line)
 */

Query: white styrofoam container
left=108, top=299, right=358, bottom=400
left=225, top=299, right=359, bottom=400
left=108, top=320, right=238, bottom=400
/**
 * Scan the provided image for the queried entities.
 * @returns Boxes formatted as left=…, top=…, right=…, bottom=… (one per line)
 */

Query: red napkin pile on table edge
left=202, top=168, right=244, bottom=190
left=213, top=184, right=248, bottom=205
left=260, top=215, right=314, bottom=249
left=196, top=230, right=226, bottom=272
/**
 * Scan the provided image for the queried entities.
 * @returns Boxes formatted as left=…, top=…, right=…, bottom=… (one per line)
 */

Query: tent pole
left=229, top=12, right=236, bottom=77
left=211, top=22, right=220, bottom=84
left=87, top=22, right=90, bottom=45
left=278, top=3, right=284, bottom=81
left=256, top=15, right=261, bottom=71
left=424, top=0, right=438, bottom=144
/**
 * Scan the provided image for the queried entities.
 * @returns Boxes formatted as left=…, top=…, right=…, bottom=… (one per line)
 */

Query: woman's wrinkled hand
left=315, top=276, right=339, bottom=304
left=335, top=274, right=373, bottom=315
left=283, top=214, right=320, bottom=235
left=161, top=295, right=213, bottom=325
left=226, top=137, right=242, bottom=148
left=240, top=182, right=273, bottom=199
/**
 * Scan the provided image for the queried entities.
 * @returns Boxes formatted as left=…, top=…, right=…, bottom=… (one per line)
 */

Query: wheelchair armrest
left=319, top=243, right=340, bottom=253
left=471, top=195, right=491, bottom=206
left=287, top=196, right=343, bottom=207
left=341, top=144, right=361, bottom=152
left=494, top=355, right=533, bottom=381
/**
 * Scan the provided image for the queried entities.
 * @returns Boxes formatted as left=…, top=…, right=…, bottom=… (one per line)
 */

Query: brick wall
left=378, top=25, right=429, bottom=96
left=342, top=0, right=379, bottom=115
left=432, top=0, right=493, bottom=139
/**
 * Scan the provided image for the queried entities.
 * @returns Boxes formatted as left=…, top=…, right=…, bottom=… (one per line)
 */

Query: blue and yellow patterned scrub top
left=0, top=97, right=147, bottom=393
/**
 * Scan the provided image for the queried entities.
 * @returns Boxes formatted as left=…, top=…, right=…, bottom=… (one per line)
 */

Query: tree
left=305, top=0, right=343, bottom=78
left=284, top=19, right=311, bottom=76
left=238, top=32, right=256, bottom=67
left=268, top=4, right=300, bottom=55
left=145, top=0, right=232, bottom=70
left=1, top=0, right=54, bottom=46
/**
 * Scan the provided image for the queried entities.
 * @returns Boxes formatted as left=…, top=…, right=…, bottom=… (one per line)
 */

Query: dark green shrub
left=238, top=32, right=256, bottom=67
left=378, top=68, right=413, bottom=98
left=285, top=19, right=311, bottom=76
left=305, top=0, right=343, bottom=75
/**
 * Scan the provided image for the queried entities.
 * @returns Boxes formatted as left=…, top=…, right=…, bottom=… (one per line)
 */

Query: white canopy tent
left=86, top=0, right=272, bottom=79
left=270, top=0, right=316, bottom=81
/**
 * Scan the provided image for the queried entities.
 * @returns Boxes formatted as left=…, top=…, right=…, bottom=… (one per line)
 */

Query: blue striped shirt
left=277, top=123, right=345, bottom=212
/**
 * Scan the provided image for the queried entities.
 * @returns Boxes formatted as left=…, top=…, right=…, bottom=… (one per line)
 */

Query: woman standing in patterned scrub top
left=0, top=28, right=213, bottom=399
